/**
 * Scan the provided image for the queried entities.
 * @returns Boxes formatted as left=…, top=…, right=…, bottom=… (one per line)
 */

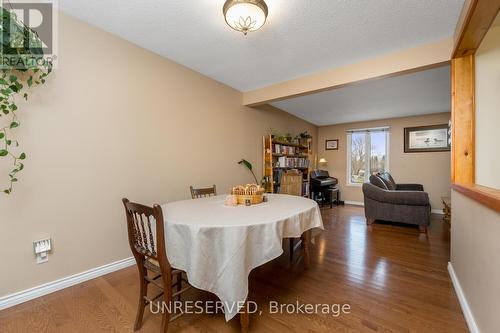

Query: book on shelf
left=275, top=157, right=310, bottom=168
left=273, top=168, right=284, bottom=185
left=272, top=144, right=296, bottom=155
left=302, top=181, right=310, bottom=197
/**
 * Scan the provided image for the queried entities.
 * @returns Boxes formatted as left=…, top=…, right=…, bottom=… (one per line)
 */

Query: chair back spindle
left=190, top=185, right=217, bottom=199
left=122, top=199, right=170, bottom=271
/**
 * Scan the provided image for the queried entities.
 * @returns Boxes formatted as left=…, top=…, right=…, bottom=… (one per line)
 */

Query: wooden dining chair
left=190, top=185, right=217, bottom=199
left=279, top=171, right=303, bottom=196
left=278, top=171, right=306, bottom=263
left=122, top=198, right=191, bottom=333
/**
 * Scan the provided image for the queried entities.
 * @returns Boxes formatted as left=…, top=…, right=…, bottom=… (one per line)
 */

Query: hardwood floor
left=0, top=205, right=468, bottom=332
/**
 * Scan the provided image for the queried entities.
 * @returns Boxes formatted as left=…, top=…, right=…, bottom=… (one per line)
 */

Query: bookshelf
left=262, top=134, right=313, bottom=197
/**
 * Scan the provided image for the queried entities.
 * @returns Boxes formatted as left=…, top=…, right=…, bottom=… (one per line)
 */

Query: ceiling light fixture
left=223, top=0, right=268, bottom=35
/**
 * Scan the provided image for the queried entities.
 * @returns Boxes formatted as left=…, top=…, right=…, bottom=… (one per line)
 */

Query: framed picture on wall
left=325, top=139, right=339, bottom=150
left=404, top=124, right=451, bottom=153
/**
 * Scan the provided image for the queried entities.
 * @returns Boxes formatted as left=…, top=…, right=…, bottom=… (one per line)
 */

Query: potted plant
left=270, top=129, right=289, bottom=143
left=0, top=8, right=52, bottom=194
left=298, top=131, right=312, bottom=146
left=237, top=159, right=259, bottom=184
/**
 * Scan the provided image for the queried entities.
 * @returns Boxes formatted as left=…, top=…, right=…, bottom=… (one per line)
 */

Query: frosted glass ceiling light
left=223, top=0, right=268, bottom=35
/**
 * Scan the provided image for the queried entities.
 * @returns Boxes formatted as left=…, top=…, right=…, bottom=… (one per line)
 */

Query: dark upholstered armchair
left=362, top=172, right=431, bottom=233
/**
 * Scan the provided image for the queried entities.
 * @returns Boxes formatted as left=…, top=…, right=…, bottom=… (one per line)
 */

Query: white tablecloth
left=161, top=194, right=323, bottom=321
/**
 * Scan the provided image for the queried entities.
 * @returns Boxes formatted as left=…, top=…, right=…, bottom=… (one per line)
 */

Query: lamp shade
left=223, top=0, right=268, bottom=35
left=319, top=158, right=327, bottom=163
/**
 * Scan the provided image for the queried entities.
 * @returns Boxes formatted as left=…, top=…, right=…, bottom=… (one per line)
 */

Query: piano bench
left=323, top=187, right=340, bottom=208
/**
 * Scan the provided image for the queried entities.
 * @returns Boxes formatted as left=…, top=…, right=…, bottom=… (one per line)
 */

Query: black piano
left=310, top=170, right=342, bottom=207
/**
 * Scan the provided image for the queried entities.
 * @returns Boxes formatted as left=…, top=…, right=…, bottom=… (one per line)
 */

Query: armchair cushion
left=369, top=175, right=388, bottom=190
left=376, top=172, right=425, bottom=191
left=377, top=172, right=397, bottom=190
left=396, top=183, right=424, bottom=191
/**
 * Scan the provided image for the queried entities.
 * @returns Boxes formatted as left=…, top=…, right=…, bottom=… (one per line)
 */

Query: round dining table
left=161, top=193, right=323, bottom=325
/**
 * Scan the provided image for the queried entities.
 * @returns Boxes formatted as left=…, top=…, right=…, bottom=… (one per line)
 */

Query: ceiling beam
left=452, top=0, right=500, bottom=58
left=243, top=38, right=452, bottom=107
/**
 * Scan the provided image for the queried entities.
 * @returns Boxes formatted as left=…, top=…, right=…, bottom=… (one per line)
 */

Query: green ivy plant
left=0, top=7, right=52, bottom=194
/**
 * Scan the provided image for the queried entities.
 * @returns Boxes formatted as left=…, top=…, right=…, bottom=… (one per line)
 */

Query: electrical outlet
left=33, top=238, right=52, bottom=264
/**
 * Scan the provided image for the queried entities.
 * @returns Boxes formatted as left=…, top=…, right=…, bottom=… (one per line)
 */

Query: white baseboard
left=0, top=257, right=135, bottom=311
left=448, top=262, right=480, bottom=333
left=344, top=200, right=364, bottom=206
left=432, top=209, right=444, bottom=215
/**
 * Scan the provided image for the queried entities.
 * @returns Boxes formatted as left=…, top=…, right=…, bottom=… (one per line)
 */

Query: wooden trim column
left=451, top=55, right=475, bottom=184
left=449, top=0, right=500, bottom=209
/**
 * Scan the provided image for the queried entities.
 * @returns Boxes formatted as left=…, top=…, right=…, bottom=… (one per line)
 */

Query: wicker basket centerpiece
left=231, top=184, right=265, bottom=205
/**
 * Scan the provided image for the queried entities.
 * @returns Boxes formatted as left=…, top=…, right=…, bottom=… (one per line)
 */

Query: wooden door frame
left=451, top=0, right=500, bottom=212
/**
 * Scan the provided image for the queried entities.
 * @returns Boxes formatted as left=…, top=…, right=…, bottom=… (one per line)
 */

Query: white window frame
left=347, top=127, right=390, bottom=187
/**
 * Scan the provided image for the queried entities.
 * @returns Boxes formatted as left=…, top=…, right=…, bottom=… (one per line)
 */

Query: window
left=347, top=127, right=389, bottom=185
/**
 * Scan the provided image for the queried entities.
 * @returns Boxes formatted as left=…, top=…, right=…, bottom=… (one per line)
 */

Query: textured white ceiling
left=59, top=0, right=464, bottom=91
left=271, top=65, right=451, bottom=126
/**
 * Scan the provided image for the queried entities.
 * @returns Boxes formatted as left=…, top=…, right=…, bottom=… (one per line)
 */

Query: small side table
left=442, top=196, right=451, bottom=223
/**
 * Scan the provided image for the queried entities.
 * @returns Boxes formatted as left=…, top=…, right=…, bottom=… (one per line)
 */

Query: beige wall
left=318, top=113, right=451, bottom=209
left=450, top=15, right=500, bottom=333
left=475, top=24, right=500, bottom=188
left=451, top=192, right=500, bottom=333
left=0, top=13, right=317, bottom=296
